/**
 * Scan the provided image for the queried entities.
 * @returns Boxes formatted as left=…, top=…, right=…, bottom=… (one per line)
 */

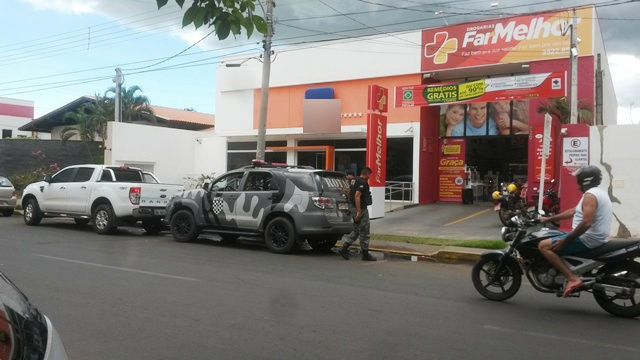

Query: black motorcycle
left=471, top=217, right=640, bottom=318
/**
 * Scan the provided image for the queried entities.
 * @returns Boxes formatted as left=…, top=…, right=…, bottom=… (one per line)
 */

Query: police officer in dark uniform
left=338, top=167, right=376, bottom=261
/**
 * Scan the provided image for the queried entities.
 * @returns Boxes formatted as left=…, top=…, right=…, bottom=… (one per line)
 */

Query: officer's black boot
left=338, top=242, right=350, bottom=260
left=361, top=250, right=377, bottom=261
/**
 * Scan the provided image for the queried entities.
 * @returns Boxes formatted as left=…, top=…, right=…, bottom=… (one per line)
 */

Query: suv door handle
left=81, top=186, right=87, bottom=189
left=60, top=186, right=66, bottom=190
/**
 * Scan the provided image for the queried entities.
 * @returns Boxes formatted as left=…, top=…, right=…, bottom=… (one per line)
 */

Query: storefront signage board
left=438, top=138, right=466, bottom=202
left=366, top=113, right=388, bottom=187
left=421, top=7, right=593, bottom=72
left=562, top=137, right=589, bottom=171
left=368, top=85, right=389, bottom=113
left=395, top=72, right=565, bottom=108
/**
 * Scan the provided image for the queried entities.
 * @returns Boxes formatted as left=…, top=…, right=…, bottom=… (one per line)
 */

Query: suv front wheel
left=265, top=217, right=297, bottom=254
left=171, top=210, right=200, bottom=242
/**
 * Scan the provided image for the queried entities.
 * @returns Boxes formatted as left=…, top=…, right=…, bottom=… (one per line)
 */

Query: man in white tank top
left=538, top=166, right=613, bottom=297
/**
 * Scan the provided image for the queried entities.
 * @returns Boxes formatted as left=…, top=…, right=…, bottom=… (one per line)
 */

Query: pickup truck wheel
left=74, top=218, right=90, bottom=226
left=2, top=210, right=14, bottom=217
left=93, top=204, right=117, bottom=235
left=265, top=217, right=297, bottom=254
left=143, top=220, right=165, bottom=235
left=23, top=199, right=42, bottom=226
left=171, top=210, right=200, bottom=242
left=308, top=238, right=339, bottom=252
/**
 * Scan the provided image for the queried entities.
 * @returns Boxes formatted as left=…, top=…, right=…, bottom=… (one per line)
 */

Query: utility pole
left=256, top=0, right=274, bottom=161
left=595, top=53, right=603, bottom=125
left=113, top=67, right=123, bottom=122
left=569, top=8, right=578, bottom=124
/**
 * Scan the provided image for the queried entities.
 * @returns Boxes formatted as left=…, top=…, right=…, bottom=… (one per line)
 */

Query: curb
left=347, top=244, right=484, bottom=263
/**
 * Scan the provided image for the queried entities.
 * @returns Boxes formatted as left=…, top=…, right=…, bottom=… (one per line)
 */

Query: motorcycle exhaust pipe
left=592, top=283, right=634, bottom=297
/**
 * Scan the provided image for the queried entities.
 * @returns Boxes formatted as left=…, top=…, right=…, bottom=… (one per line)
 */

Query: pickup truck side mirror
left=44, top=175, right=52, bottom=183
left=202, top=182, right=210, bottom=190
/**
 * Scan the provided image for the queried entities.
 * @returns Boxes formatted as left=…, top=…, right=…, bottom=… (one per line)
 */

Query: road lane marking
left=444, top=208, right=491, bottom=227
left=484, top=325, right=640, bottom=353
left=33, top=254, right=199, bottom=282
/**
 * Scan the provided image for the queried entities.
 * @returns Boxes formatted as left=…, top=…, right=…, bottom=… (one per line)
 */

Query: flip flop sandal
left=563, top=282, right=584, bottom=298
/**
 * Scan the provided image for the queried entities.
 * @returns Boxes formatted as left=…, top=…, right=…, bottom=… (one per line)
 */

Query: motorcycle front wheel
left=472, top=257, right=522, bottom=301
left=593, top=261, right=640, bottom=318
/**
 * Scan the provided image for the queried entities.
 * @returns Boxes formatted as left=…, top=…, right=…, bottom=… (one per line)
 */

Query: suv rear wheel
left=171, top=210, right=200, bottom=242
left=265, top=217, right=297, bottom=254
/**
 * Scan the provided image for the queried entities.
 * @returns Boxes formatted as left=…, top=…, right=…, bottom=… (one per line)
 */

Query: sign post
left=538, top=114, right=552, bottom=214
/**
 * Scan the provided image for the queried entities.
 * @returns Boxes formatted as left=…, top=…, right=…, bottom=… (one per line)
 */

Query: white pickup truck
left=21, top=165, right=183, bottom=235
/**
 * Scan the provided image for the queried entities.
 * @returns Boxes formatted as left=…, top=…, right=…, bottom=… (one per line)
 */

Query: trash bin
left=462, top=188, right=474, bottom=204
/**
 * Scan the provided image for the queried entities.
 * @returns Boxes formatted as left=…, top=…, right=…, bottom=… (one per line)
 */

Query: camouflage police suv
left=165, top=161, right=353, bottom=254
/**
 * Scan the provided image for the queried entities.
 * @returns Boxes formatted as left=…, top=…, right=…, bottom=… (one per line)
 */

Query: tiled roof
left=150, top=105, right=214, bottom=127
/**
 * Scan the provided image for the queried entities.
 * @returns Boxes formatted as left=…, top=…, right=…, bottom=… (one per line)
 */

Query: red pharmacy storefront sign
left=366, top=113, right=388, bottom=187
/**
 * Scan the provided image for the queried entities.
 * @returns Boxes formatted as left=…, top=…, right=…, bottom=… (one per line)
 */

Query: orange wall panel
left=253, top=74, right=422, bottom=129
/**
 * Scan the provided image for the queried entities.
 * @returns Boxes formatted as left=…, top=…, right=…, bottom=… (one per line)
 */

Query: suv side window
left=50, top=168, right=76, bottom=184
left=243, top=172, right=276, bottom=192
left=73, top=167, right=95, bottom=182
left=210, top=172, right=244, bottom=192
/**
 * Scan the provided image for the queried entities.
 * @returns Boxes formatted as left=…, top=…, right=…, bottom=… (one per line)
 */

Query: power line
left=0, top=17, right=183, bottom=63
left=0, top=8, right=183, bottom=51
left=0, top=0, right=635, bottom=96
left=122, top=29, right=217, bottom=71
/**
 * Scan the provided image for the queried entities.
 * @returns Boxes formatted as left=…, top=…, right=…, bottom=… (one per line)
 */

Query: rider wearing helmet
left=538, top=165, right=613, bottom=297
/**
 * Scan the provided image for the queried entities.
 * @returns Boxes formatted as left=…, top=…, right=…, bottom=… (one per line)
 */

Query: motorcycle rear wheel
left=472, top=257, right=522, bottom=301
left=593, top=262, right=640, bottom=318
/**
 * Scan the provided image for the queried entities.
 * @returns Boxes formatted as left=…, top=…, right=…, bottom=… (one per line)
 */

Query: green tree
left=106, top=85, right=155, bottom=123
left=156, top=0, right=267, bottom=39
left=60, top=104, right=102, bottom=162
left=537, top=97, right=594, bottom=125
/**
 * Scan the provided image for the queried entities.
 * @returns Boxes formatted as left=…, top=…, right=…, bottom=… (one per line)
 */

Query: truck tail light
left=129, top=187, right=141, bottom=205
left=312, top=197, right=334, bottom=209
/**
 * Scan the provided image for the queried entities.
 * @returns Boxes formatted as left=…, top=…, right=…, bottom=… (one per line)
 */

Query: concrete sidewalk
left=338, top=238, right=488, bottom=263
left=371, top=202, right=502, bottom=241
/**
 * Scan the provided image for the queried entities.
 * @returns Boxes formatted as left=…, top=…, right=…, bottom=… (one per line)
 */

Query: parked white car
left=0, top=176, right=17, bottom=217
left=21, top=165, right=184, bottom=234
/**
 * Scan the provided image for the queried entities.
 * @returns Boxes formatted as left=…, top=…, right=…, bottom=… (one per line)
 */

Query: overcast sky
left=1, top=0, right=638, bottom=124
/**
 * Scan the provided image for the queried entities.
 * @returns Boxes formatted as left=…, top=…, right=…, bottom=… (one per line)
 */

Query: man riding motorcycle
left=539, top=165, right=613, bottom=297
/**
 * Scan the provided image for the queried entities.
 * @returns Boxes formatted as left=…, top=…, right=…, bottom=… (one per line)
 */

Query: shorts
left=551, top=234, right=591, bottom=256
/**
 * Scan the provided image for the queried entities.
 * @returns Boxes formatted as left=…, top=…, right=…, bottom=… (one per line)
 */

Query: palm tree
left=60, top=94, right=113, bottom=162
left=107, top=85, right=155, bottom=123
left=60, top=104, right=100, bottom=162
left=537, top=97, right=594, bottom=125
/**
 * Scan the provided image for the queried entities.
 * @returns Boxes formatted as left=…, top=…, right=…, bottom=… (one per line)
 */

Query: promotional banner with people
left=439, top=100, right=530, bottom=137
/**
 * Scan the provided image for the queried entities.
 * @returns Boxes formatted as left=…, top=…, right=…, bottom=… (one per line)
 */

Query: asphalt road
left=1, top=214, right=639, bottom=360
